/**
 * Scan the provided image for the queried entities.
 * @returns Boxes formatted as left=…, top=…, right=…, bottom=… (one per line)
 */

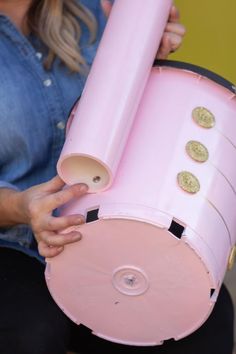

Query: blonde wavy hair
left=28, top=0, right=97, bottom=72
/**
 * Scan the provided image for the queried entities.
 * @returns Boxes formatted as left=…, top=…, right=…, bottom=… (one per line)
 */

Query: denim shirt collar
left=0, top=14, right=37, bottom=56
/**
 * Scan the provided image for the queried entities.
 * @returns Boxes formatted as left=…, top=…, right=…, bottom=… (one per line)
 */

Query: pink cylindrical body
left=57, top=0, right=172, bottom=192
left=46, top=63, right=236, bottom=346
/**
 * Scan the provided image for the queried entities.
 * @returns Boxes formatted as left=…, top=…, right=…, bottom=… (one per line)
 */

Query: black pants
left=0, top=248, right=234, bottom=354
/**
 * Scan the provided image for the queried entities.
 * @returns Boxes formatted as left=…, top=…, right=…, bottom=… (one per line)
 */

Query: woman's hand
left=101, top=1, right=185, bottom=59
left=156, top=5, right=186, bottom=59
left=19, top=176, right=88, bottom=258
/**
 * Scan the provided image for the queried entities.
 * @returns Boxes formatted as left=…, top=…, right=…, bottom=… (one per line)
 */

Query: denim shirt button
left=36, top=52, right=43, bottom=60
left=56, top=121, right=65, bottom=130
left=43, top=78, right=52, bottom=87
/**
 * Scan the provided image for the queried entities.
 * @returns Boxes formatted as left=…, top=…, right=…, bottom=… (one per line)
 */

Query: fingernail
left=72, top=233, right=82, bottom=241
left=76, top=217, right=85, bottom=224
left=79, top=184, right=88, bottom=192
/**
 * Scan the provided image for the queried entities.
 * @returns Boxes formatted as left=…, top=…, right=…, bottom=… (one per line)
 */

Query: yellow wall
left=172, top=0, right=236, bottom=84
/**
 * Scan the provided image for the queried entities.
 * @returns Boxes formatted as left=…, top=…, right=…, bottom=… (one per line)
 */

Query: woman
left=0, top=1, right=233, bottom=354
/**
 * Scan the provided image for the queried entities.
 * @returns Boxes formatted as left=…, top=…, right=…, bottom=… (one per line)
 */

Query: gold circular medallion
left=186, top=140, right=209, bottom=162
left=228, top=246, right=236, bottom=270
left=192, top=107, right=215, bottom=128
left=177, top=171, right=200, bottom=194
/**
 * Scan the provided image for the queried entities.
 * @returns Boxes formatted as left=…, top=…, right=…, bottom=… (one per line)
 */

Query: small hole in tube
left=168, top=219, right=185, bottom=239
left=93, top=176, right=101, bottom=183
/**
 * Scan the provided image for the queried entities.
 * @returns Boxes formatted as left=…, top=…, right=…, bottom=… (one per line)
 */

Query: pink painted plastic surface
left=57, top=0, right=172, bottom=192
left=46, top=64, right=236, bottom=345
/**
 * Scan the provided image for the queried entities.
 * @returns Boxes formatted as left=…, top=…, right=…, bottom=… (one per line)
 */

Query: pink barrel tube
left=57, top=0, right=172, bottom=192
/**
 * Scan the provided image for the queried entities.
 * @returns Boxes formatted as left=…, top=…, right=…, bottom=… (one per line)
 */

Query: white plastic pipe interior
left=60, top=155, right=110, bottom=192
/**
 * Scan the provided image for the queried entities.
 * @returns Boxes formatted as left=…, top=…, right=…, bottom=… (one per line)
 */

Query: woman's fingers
left=157, top=34, right=171, bottom=60
left=165, top=31, right=184, bottom=52
left=21, top=176, right=88, bottom=257
left=38, top=241, right=64, bottom=258
left=37, top=183, right=88, bottom=213
left=39, top=230, right=82, bottom=248
left=157, top=29, right=185, bottom=59
left=41, top=214, right=85, bottom=232
left=38, top=175, right=66, bottom=193
left=156, top=5, right=185, bottom=60
left=169, top=5, right=180, bottom=23
left=165, top=22, right=186, bottom=37
left=35, top=215, right=85, bottom=257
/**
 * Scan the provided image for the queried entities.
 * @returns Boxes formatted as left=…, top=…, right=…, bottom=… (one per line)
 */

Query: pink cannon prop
left=46, top=0, right=236, bottom=347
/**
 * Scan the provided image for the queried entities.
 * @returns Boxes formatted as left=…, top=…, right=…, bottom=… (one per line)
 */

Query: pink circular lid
left=46, top=218, right=214, bottom=346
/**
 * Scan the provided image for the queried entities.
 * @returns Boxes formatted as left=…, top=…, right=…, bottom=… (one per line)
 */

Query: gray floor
left=224, top=267, right=236, bottom=353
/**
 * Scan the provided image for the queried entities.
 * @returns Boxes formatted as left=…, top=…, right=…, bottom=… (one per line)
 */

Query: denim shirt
left=0, top=0, right=107, bottom=261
